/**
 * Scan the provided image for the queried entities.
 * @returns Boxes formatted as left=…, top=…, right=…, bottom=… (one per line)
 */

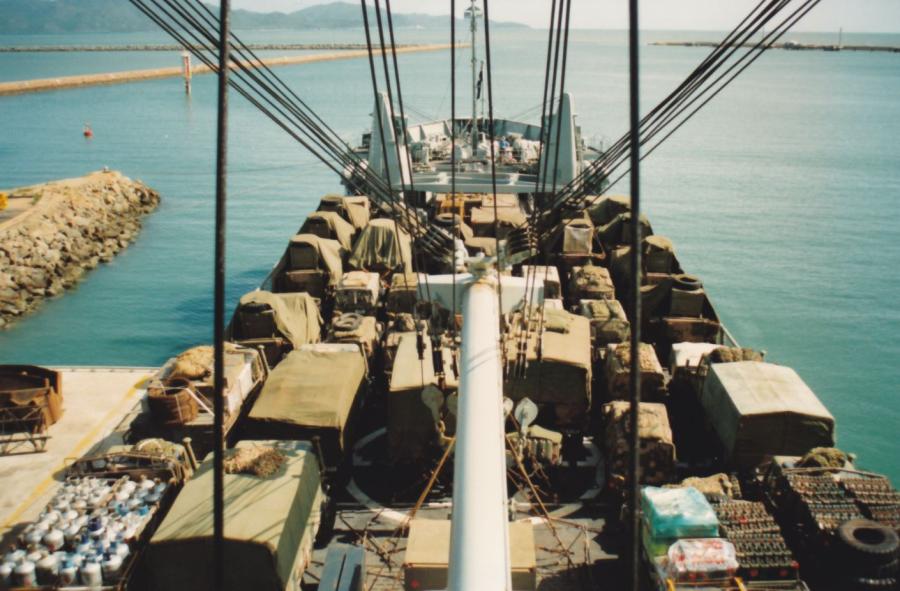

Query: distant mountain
left=0, top=0, right=528, bottom=34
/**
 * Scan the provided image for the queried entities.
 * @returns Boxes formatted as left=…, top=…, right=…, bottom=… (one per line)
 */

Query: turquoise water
left=0, top=29, right=898, bottom=480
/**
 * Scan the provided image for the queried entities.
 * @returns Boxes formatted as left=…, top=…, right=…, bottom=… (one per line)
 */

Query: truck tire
left=334, top=312, right=364, bottom=332
left=673, top=273, right=703, bottom=291
left=837, top=519, right=900, bottom=568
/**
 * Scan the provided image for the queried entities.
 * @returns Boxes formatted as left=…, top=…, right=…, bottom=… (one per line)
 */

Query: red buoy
left=83, top=124, right=93, bottom=138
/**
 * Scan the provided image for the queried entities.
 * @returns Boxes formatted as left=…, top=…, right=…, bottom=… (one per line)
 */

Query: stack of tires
left=834, top=519, right=899, bottom=590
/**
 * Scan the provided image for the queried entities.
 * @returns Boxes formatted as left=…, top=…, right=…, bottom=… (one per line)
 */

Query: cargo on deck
left=140, top=440, right=323, bottom=591
left=700, top=361, right=835, bottom=469
left=244, top=344, right=368, bottom=467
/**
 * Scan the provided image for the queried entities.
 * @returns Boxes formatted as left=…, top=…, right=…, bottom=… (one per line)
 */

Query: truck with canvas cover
left=348, top=218, right=413, bottom=275
left=605, top=342, right=667, bottom=402
left=138, top=440, right=323, bottom=591
left=300, top=211, right=356, bottom=250
left=388, top=332, right=439, bottom=462
left=229, top=290, right=322, bottom=366
left=602, top=401, right=676, bottom=489
left=334, top=271, right=381, bottom=316
left=700, top=362, right=835, bottom=470
left=578, top=298, right=630, bottom=352
left=504, top=307, right=592, bottom=428
left=243, top=344, right=368, bottom=467
left=143, top=344, right=266, bottom=458
left=567, top=264, right=615, bottom=304
left=276, top=234, right=344, bottom=298
left=317, top=194, right=370, bottom=232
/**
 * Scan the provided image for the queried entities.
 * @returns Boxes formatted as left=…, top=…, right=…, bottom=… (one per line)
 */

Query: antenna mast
left=465, top=0, right=482, bottom=150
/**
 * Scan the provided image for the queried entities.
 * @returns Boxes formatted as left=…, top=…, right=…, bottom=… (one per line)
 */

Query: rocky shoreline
left=0, top=171, right=160, bottom=328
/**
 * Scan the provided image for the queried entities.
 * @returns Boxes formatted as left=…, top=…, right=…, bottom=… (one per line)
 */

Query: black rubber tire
left=837, top=519, right=900, bottom=567
left=333, top=312, right=364, bottom=332
left=673, top=273, right=703, bottom=290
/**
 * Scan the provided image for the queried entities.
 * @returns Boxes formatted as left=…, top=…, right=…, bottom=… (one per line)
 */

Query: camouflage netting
left=668, top=474, right=737, bottom=500
left=602, top=401, right=676, bottom=486
left=580, top=299, right=630, bottom=349
left=605, top=343, right=666, bottom=401
left=170, top=346, right=214, bottom=380
left=587, top=195, right=631, bottom=227
left=569, top=265, right=615, bottom=301
left=797, top=447, right=850, bottom=468
left=224, top=446, right=287, bottom=478
left=705, top=347, right=765, bottom=364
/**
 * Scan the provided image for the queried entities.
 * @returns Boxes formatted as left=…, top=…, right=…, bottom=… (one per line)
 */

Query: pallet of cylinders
left=2, top=440, right=189, bottom=589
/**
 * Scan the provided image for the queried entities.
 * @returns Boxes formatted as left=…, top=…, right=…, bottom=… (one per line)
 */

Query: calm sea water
left=0, top=28, right=898, bottom=480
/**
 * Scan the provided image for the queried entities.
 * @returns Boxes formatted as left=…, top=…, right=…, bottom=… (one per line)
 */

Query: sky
left=230, top=0, right=900, bottom=33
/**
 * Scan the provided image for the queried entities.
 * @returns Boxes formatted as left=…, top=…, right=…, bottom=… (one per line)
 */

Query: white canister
left=0, top=562, right=14, bottom=586
left=58, top=561, right=78, bottom=585
left=43, top=528, right=65, bottom=552
left=101, top=553, right=124, bottom=583
left=35, top=554, right=58, bottom=585
left=4, top=549, right=25, bottom=565
left=80, top=560, right=103, bottom=587
left=23, top=526, right=46, bottom=547
left=13, top=561, right=37, bottom=587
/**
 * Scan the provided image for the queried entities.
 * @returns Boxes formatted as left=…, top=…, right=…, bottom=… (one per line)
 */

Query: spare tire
left=837, top=519, right=900, bottom=568
left=673, top=273, right=703, bottom=291
left=334, top=312, right=364, bottom=332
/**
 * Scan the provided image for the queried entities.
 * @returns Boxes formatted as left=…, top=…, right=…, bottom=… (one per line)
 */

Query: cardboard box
left=404, top=519, right=537, bottom=591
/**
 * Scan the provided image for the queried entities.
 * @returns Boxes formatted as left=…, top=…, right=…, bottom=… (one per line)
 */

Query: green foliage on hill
left=0, top=0, right=527, bottom=34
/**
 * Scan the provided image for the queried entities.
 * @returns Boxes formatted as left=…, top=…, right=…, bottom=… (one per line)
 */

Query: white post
left=182, top=51, right=192, bottom=95
left=447, top=266, right=511, bottom=591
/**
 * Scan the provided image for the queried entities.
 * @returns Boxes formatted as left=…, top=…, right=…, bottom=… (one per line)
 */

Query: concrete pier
left=0, top=43, right=413, bottom=53
left=0, top=43, right=460, bottom=96
left=652, top=40, right=900, bottom=53
left=0, top=367, right=153, bottom=546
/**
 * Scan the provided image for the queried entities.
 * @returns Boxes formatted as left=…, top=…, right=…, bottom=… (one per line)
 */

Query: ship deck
left=0, top=367, right=152, bottom=547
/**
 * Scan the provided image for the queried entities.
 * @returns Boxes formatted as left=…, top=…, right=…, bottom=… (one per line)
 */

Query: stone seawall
left=0, top=171, right=160, bottom=328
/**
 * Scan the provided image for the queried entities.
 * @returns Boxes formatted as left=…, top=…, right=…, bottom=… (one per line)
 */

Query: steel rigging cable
left=626, top=0, right=642, bottom=587
left=579, top=0, right=821, bottom=205
left=481, top=0, right=504, bottom=325
left=210, top=0, right=229, bottom=587
left=130, top=0, right=445, bottom=251
left=535, top=0, right=822, bottom=242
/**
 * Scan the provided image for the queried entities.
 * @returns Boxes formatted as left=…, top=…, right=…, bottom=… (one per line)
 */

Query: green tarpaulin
left=701, top=361, right=835, bottom=469
left=288, top=234, right=344, bottom=285
left=143, top=440, right=323, bottom=591
left=237, top=290, right=322, bottom=347
left=250, top=346, right=366, bottom=431
left=348, top=218, right=413, bottom=273
left=300, top=211, right=356, bottom=250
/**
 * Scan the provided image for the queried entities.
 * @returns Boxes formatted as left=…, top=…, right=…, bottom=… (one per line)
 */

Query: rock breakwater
left=0, top=171, right=160, bottom=328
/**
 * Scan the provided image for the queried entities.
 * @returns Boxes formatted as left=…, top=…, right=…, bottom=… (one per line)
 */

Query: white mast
left=447, top=257, right=512, bottom=591
left=465, top=0, right=481, bottom=150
